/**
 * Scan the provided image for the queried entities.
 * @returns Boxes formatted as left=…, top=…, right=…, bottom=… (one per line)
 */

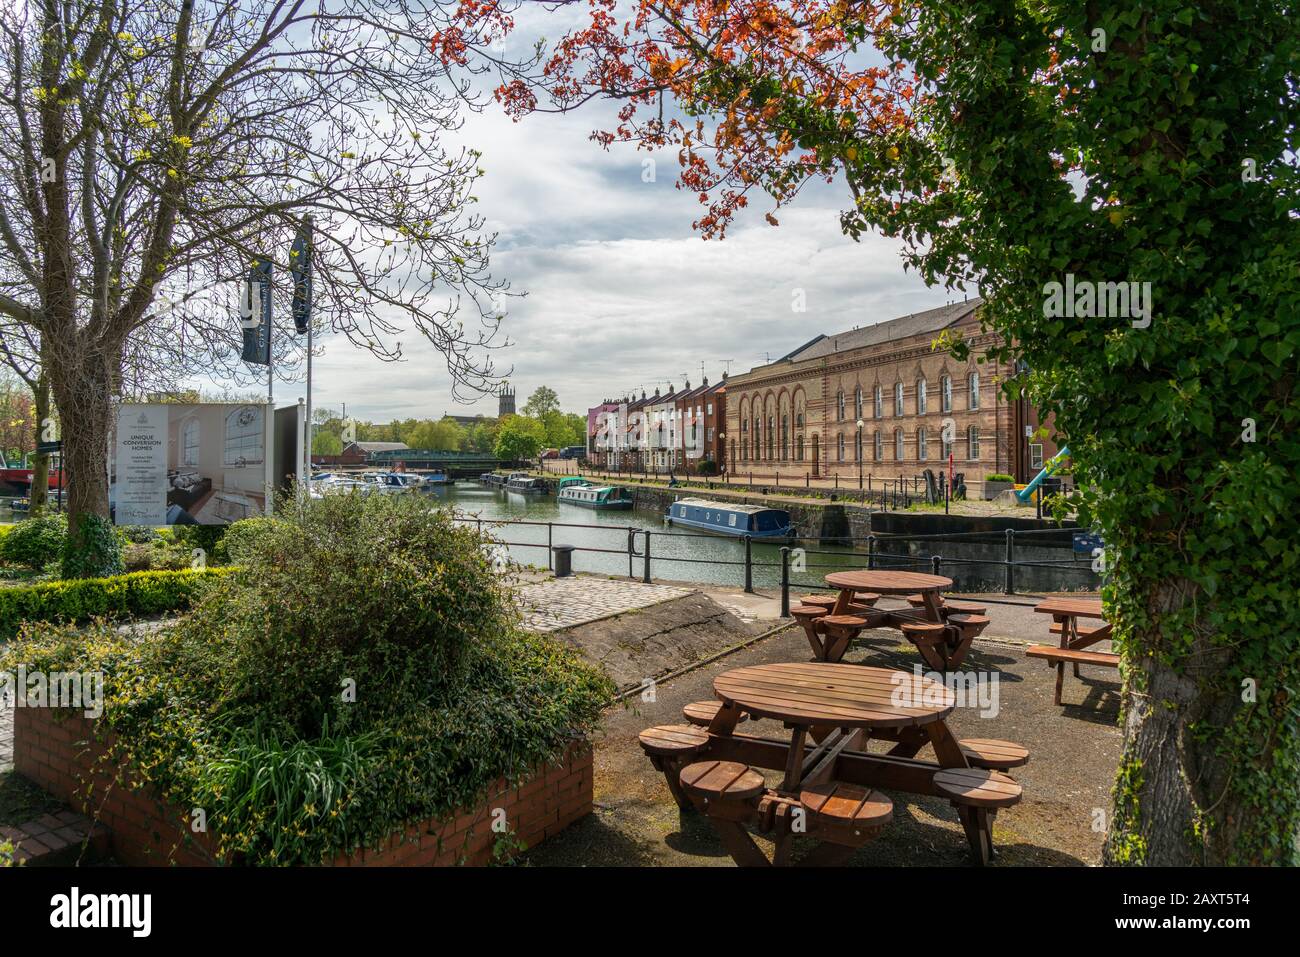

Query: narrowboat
left=558, top=484, right=633, bottom=510
left=664, top=498, right=793, bottom=538
left=557, top=476, right=589, bottom=491
left=505, top=474, right=545, bottom=494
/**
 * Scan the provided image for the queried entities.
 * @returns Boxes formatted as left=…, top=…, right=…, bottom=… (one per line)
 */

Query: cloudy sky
left=222, top=9, right=958, bottom=424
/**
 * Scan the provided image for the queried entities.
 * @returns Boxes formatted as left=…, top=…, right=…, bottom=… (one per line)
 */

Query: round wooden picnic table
left=823, top=569, right=953, bottom=622
left=713, top=661, right=956, bottom=730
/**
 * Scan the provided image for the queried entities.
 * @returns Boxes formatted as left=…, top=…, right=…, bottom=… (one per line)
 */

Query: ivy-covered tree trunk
left=28, top=372, right=51, bottom=514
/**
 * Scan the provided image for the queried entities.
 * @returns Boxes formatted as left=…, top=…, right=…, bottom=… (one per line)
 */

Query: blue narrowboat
left=664, top=498, right=793, bottom=538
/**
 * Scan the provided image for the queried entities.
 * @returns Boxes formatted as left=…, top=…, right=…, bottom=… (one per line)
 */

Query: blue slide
left=1015, top=445, right=1070, bottom=502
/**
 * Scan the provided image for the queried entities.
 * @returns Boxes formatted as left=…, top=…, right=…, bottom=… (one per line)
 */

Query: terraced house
left=723, top=299, right=1059, bottom=489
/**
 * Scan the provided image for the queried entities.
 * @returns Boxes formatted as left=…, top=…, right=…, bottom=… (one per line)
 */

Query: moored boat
left=558, top=484, right=633, bottom=510
left=505, top=473, right=545, bottom=493
left=664, top=498, right=793, bottom=538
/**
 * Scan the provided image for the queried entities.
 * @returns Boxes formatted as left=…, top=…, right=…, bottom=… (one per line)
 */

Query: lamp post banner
left=241, top=258, right=273, bottom=365
left=290, top=220, right=312, bottom=335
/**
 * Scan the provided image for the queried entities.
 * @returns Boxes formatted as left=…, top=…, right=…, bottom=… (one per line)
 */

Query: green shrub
left=0, top=568, right=230, bottom=641
left=985, top=473, right=1014, bottom=483
left=119, top=525, right=161, bottom=544
left=61, top=514, right=124, bottom=579
left=0, top=494, right=613, bottom=865
left=696, top=459, right=720, bottom=476
left=0, top=514, right=67, bottom=570
left=169, top=524, right=226, bottom=560
left=218, top=516, right=281, bottom=565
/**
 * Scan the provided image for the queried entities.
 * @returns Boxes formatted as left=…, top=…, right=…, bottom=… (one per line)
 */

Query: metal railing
left=453, top=515, right=1099, bottom=614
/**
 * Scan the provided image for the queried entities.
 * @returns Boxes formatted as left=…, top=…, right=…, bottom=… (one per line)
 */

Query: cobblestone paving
left=517, top=576, right=692, bottom=633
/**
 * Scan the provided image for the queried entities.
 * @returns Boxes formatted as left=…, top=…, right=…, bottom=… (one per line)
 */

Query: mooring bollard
left=780, top=546, right=791, bottom=617
left=867, top=534, right=876, bottom=570
left=744, top=535, right=754, bottom=594
left=552, top=544, right=575, bottom=578
left=642, top=530, right=652, bottom=583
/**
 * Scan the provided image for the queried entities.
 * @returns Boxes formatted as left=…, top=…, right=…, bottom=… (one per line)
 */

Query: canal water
left=436, top=481, right=1095, bottom=594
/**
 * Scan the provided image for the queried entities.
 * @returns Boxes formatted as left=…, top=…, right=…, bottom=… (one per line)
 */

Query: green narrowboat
left=557, top=483, right=634, bottom=510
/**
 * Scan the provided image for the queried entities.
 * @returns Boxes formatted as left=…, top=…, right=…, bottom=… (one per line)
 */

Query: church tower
left=498, top=383, right=516, bottom=417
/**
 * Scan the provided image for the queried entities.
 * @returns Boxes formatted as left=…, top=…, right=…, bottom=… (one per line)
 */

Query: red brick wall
left=14, top=708, right=592, bottom=867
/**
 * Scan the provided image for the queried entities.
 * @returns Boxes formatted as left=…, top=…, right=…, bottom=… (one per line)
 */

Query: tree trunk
left=47, top=341, right=118, bottom=564
left=1104, top=590, right=1282, bottom=865
left=28, top=374, right=51, bottom=515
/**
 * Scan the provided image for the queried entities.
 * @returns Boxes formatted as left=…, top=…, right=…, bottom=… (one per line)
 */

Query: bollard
left=780, top=547, right=791, bottom=617
left=1004, top=527, right=1015, bottom=595
left=867, top=534, right=876, bottom=570
left=744, top=535, right=754, bottom=594
left=552, top=544, right=576, bottom=578
left=643, top=530, right=652, bottom=583
left=932, top=554, right=942, bottom=577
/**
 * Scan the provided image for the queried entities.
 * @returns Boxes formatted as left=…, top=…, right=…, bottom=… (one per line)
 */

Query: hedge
left=0, top=568, right=233, bottom=642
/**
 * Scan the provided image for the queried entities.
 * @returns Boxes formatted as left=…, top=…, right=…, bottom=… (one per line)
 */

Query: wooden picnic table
left=639, top=662, right=1029, bottom=865
left=806, top=570, right=984, bottom=671
left=1029, top=597, right=1118, bottom=705
left=677, top=662, right=1017, bottom=866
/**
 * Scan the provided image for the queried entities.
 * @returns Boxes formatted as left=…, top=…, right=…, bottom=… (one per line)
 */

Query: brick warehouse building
left=723, top=299, right=1059, bottom=490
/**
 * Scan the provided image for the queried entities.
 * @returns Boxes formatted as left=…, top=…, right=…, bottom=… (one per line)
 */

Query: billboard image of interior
left=112, top=403, right=268, bottom=526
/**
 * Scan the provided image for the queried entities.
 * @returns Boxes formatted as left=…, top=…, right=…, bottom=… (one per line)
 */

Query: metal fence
left=453, top=516, right=1098, bottom=616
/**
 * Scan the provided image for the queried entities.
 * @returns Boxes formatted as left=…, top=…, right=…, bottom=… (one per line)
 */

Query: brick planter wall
left=13, top=708, right=592, bottom=866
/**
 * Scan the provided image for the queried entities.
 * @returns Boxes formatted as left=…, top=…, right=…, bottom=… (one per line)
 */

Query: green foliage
left=984, top=474, right=1013, bottom=483
left=0, top=494, right=613, bottom=865
left=696, top=459, right=720, bottom=476
left=0, top=568, right=230, bottom=641
left=0, top=514, right=66, bottom=570
left=219, top=516, right=282, bottom=565
left=61, top=514, right=124, bottom=579
left=494, top=415, right=546, bottom=461
left=169, top=524, right=227, bottom=562
left=520, top=385, right=560, bottom=418
left=832, top=1, right=1300, bottom=863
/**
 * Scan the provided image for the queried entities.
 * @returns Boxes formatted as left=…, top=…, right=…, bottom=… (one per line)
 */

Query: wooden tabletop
left=824, top=570, right=954, bottom=595
left=1032, top=597, right=1105, bottom=618
left=713, top=662, right=956, bottom=729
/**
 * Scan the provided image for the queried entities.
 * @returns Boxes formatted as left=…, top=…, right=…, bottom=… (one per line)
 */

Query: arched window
left=837, top=390, right=845, bottom=421
left=741, top=438, right=747, bottom=461
left=854, top=387, right=863, bottom=420
left=874, top=385, right=883, bottom=418
left=942, top=427, right=954, bottom=461
left=781, top=414, right=789, bottom=460
left=224, top=406, right=264, bottom=466
left=968, top=372, right=980, bottom=410
left=917, top=427, right=928, bottom=461
left=941, top=375, right=952, bottom=413
left=837, top=433, right=845, bottom=462
left=182, top=417, right=200, bottom=467
left=894, top=382, right=904, bottom=416
left=917, top=379, right=928, bottom=415
left=968, top=425, right=981, bottom=460
left=873, top=430, right=882, bottom=461
left=796, top=436, right=804, bottom=461
left=895, top=428, right=905, bottom=461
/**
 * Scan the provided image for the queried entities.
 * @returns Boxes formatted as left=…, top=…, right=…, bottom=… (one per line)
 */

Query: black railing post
left=628, top=527, right=635, bottom=578
left=780, top=546, right=791, bottom=616
left=931, top=554, right=942, bottom=577
left=744, top=535, right=754, bottom=593
left=547, top=522, right=553, bottom=570
left=867, top=534, right=876, bottom=570
left=643, top=530, right=652, bottom=583
left=1004, top=527, right=1015, bottom=595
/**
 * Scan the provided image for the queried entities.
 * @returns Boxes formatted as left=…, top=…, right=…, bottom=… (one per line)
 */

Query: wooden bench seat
left=637, top=724, right=709, bottom=757
left=799, top=782, right=893, bottom=845
left=901, top=621, right=947, bottom=645
left=944, top=600, right=987, bottom=616
left=934, top=766, right=1022, bottom=865
left=947, top=613, right=990, bottom=640
left=959, top=738, right=1030, bottom=771
left=682, top=700, right=749, bottom=727
left=791, top=604, right=830, bottom=622
left=1026, top=645, right=1119, bottom=667
left=679, top=761, right=767, bottom=824
left=799, top=594, right=837, bottom=609
left=934, top=767, right=1022, bottom=808
left=1049, top=622, right=1107, bottom=638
